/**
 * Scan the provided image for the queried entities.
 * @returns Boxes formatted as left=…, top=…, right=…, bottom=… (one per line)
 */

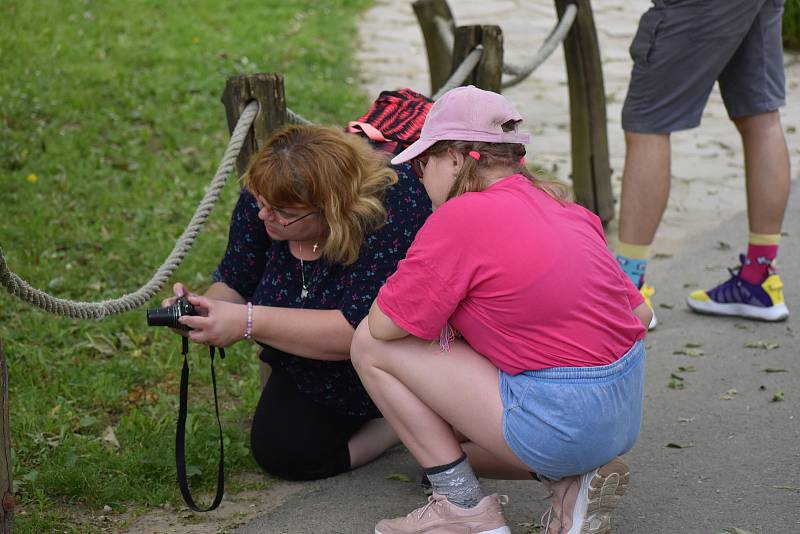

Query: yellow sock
left=748, top=232, right=781, bottom=246
left=616, top=242, right=650, bottom=260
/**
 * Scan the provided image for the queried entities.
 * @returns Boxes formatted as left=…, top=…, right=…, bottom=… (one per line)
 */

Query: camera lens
left=146, top=298, right=196, bottom=330
left=146, top=305, right=180, bottom=328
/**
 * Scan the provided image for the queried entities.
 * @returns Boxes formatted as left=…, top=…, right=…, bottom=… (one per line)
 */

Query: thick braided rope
left=0, top=100, right=259, bottom=320
left=430, top=5, right=578, bottom=90
left=432, top=45, right=484, bottom=100
left=502, top=4, right=577, bottom=89
left=287, top=108, right=311, bottom=125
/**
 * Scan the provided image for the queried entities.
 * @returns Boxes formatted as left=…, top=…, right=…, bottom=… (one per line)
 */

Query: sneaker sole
left=574, top=459, right=630, bottom=534
left=686, top=298, right=789, bottom=322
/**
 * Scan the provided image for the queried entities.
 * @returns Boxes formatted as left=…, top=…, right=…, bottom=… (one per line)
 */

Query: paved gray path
left=234, top=191, right=800, bottom=533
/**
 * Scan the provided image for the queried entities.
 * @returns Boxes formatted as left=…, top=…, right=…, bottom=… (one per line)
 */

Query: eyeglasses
left=412, top=155, right=429, bottom=180
left=256, top=200, right=316, bottom=228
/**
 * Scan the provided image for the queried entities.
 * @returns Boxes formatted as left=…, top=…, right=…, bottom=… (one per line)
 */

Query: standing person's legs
left=617, top=132, right=671, bottom=305
left=619, top=0, right=766, bottom=320
left=687, top=0, right=790, bottom=320
left=720, top=0, right=789, bottom=277
left=618, top=133, right=671, bottom=250
left=736, top=111, right=790, bottom=237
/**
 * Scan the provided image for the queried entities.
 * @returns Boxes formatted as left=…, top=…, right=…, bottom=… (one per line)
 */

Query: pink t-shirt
left=377, top=174, right=646, bottom=374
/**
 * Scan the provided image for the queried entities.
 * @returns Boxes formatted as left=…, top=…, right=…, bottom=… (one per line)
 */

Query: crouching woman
left=351, top=86, right=651, bottom=534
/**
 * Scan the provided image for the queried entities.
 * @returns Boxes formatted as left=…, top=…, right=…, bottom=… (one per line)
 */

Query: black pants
left=250, top=365, right=374, bottom=481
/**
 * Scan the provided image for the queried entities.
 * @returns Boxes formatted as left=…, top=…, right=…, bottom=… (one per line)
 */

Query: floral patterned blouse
left=213, top=162, right=430, bottom=417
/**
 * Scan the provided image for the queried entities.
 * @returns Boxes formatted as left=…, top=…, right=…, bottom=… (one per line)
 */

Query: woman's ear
left=448, top=148, right=464, bottom=169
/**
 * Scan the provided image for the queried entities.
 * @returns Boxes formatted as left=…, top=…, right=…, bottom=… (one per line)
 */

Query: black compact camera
left=146, top=297, right=197, bottom=330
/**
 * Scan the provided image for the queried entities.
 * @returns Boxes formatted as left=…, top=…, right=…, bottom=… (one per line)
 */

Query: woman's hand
left=178, top=295, right=248, bottom=348
left=160, top=282, right=197, bottom=338
left=161, top=282, right=195, bottom=308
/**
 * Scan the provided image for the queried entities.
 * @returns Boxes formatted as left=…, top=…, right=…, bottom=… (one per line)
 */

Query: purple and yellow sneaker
left=687, top=255, right=789, bottom=321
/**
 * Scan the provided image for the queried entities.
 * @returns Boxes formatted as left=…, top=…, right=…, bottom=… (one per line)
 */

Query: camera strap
left=175, top=336, right=226, bottom=512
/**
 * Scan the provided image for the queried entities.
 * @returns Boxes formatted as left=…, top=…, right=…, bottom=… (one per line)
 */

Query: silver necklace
left=297, top=241, right=319, bottom=300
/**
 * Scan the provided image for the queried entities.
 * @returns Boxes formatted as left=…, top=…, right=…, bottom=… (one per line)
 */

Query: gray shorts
left=622, top=0, right=786, bottom=133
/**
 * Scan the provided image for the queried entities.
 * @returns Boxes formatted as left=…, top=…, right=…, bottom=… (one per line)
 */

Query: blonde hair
left=424, top=140, right=572, bottom=203
left=243, top=125, right=398, bottom=265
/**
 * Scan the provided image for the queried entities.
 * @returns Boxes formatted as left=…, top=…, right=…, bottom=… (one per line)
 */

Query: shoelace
left=540, top=478, right=576, bottom=533
left=540, top=507, right=554, bottom=533
left=412, top=495, right=444, bottom=519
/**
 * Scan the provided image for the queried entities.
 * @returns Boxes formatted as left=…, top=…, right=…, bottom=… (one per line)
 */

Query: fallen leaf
left=658, top=303, right=674, bottom=309
left=79, top=415, right=97, bottom=428
left=721, top=389, right=738, bottom=400
left=676, top=366, right=696, bottom=373
left=126, top=385, right=159, bottom=405
left=653, top=253, right=672, bottom=260
left=386, top=473, right=412, bottom=482
left=83, top=334, right=117, bottom=356
left=763, top=368, right=787, bottom=373
left=685, top=342, right=703, bottom=348
left=715, top=241, right=731, bottom=250
left=673, top=348, right=704, bottom=357
left=772, top=485, right=800, bottom=492
left=745, top=341, right=779, bottom=350
left=102, top=426, right=121, bottom=450
left=677, top=417, right=695, bottom=423
left=721, top=528, right=755, bottom=534
left=665, top=442, right=692, bottom=449
left=771, top=391, right=784, bottom=402
left=668, top=374, right=685, bottom=390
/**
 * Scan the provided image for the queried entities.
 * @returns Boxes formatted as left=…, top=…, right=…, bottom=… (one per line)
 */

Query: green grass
left=786, top=0, right=800, bottom=49
left=0, top=0, right=371, bottom=531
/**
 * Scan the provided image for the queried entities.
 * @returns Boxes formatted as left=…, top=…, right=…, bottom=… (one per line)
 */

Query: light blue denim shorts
left=500, top=340, right=645, bottom=480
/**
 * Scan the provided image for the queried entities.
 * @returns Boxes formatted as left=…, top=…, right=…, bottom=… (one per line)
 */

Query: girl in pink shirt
left=351, top=86, right=651, bottom=534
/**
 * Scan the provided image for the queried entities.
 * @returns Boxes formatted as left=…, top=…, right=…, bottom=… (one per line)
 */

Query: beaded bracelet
left=243, top=302, right=254, bottom=340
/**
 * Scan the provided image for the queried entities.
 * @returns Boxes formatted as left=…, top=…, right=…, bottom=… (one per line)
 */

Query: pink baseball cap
left=391, top=85, right=530, bottom=165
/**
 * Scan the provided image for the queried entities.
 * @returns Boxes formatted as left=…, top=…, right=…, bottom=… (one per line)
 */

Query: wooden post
left=555, top=0, right=614, bottom=224
left=0, top=340, right=13, bottom=533
left=451, top=25, right=504, bottom=93
left=221, top=73, right=288, bottom=180
left=220, top=73, right=288, bottom=387
left=413, top=0, right=456, bottom=96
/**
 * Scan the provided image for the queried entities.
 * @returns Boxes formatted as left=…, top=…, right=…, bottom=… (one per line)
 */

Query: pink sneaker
left=541, top=458, right=630, bottom=534
left=375, top=493, right=511, bottom=534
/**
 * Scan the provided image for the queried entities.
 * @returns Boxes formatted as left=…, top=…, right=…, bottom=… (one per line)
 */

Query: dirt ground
left=110, top=477, right=303, bottom=534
